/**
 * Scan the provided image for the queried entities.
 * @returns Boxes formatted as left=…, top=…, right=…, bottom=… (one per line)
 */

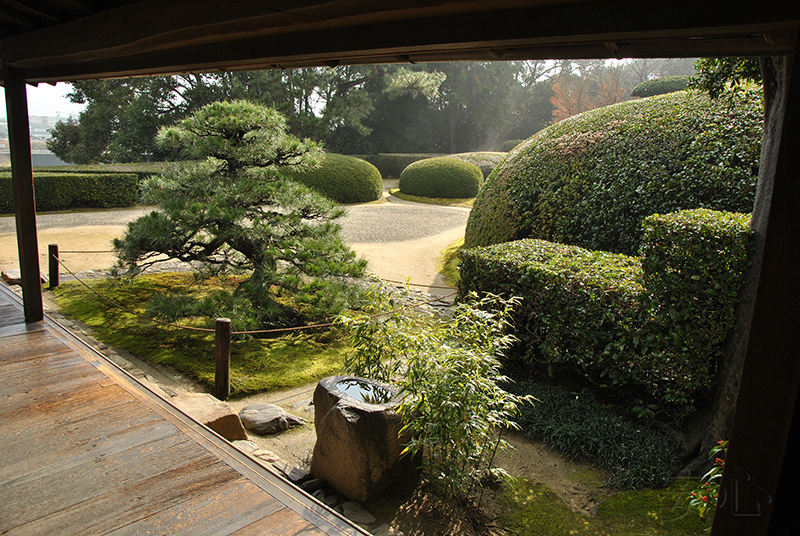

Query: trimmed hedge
left=630, top=76, right=691, bottom=98
left=460, top=238, right=643, bottom=383
left=285, top=153, right=383, bottom=203
left=460, top=209, right=753, bottom=419
left=0, top=172, right=140, bottom=213
left=465, top=89, right=763, bottom=256
left=399, top=156, right=483, bottom=198
left=636, top=209, right=752, bottom=410
left=446, top=152, right=506, bottom=178
left=351, top=153, right=443, bottom=179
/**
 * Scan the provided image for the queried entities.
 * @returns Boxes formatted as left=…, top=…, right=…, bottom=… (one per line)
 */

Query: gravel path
left=0, top=185, right=469, bottom=294
left=0, top=196, right=469, bottom=243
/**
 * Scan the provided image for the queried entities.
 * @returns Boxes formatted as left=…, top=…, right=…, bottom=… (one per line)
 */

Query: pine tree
left=114, top=100, right=366, bottom=329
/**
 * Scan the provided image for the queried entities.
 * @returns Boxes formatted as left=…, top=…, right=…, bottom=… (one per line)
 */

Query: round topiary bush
left=465, top=89, right=763, bottom=255
left=630, top=75, right=691, bottom=98
left=399, top=156, right=483, bottom=199
left=287, top=153, right=383, bottom=203
left=447, top=152, right=507, bottom=179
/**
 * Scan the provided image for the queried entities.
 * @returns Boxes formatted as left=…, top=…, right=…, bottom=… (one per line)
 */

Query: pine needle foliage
left=113, top=101, right=367, bottom=328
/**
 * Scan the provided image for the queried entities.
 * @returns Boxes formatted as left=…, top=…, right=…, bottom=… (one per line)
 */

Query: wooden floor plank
left=0, top=301, right=25, bottom=328
left=0, top=329, right=66, bottom=363
left=0, top=378, right=132, bottom=428
left=4, top=458, right=253, bottom=536
left=232, top=506, right=323, bottom=536
left=105, top=478, right=287, bottom=536
left=0, top=286, right=363, bottom=536
left=0, top=431, right=223, bottom=529
left=0, top=319, right=44, bottom=337
left=0, top=351, right=101, bottom=395
left=0, top=407, right=173, bottom=485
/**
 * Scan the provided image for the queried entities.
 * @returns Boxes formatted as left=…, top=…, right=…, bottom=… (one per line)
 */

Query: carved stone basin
left=310, top=375, right=413, bottom=502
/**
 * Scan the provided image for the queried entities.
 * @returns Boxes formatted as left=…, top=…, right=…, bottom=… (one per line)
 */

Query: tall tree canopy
left=114, top=100, right=366, bottom=329
left=46, top=59, right=697, bottom=163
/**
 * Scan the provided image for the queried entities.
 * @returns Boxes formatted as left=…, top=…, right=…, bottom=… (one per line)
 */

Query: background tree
left=48, top=59, right=699, bottom=162
left=688, top=57, right=762, bottom=99
left=550, top=62, right=629, bottom=123
left=114, top=100, right=366, bottom=329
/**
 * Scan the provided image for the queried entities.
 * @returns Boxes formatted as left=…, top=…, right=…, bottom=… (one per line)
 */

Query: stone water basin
left=310, top=375, right=414, bottom=502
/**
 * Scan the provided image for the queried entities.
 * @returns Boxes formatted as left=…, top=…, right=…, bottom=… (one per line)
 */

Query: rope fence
left=46, top=244, right=459, bottom=290
left=48, top=244, right=458, bottom=399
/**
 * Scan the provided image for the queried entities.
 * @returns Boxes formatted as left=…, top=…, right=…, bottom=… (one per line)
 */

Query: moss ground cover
left=388, top=188, right=474, bottom=208
left=499, top=478, right=707, bottom=535
left=436, top=238, right=464, bottom=286
left=52, top=273, right=349, bottom=396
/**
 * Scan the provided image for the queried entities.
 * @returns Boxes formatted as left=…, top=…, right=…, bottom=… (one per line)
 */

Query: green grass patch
left=52, top=273, right=350, bottom=396
left=389, top=188, right=474, bottom=208
left=499, top=478, right=707, bottom=535
left=436, top=237, right=464, bottom=287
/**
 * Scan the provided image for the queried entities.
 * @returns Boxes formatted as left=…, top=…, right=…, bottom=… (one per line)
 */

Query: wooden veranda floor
left=0, top=284, right=367, bottom=536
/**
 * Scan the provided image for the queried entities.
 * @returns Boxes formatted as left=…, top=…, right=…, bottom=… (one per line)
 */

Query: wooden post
left=3, top=67, right=43, bottom=322
left=710, top=46, right=800, bottom=535
left=48, top=244, right=59, bottom=289
left=215, top=318, right=231, bottom=400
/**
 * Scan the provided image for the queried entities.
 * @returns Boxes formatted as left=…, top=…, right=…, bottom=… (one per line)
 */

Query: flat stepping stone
left=239, top=403, right=306, bottom=435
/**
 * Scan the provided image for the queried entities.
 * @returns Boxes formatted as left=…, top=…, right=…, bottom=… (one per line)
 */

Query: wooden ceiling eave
left=2, top=0, right=799, bottom=82
left=9, top=23, right=796, bottom=86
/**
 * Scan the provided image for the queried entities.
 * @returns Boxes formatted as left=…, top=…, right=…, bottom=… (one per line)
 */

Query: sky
left=0, top=82, right=86, bottom=118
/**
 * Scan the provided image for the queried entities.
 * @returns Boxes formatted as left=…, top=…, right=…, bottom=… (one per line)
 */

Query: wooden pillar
left=710, top=37, right=800, bottom=535
left=3, top=67, right=43, bottom=323
left=215, top=318, right=231, bottom=400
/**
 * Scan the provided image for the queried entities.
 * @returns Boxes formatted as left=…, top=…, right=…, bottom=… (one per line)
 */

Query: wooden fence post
left=49, top=244, right=59, bottom=289
left=215, top=318, right=231, bottom=400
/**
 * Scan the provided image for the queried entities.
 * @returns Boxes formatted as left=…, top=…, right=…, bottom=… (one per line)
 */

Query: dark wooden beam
left=710, top=32, right=800, bottom=535
left=3, top=67, right=43, bottom=323
left=2, top=0, right=798, bottom=82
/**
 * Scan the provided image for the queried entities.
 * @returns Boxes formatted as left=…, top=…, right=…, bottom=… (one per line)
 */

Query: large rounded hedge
left=287, top=153, right=383, bottom=203
left=399, top=157, right=483, bottom=198
left=465, top=89, right=763, bottom=255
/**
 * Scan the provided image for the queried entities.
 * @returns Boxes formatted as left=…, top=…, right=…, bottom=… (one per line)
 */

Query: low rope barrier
left=52, top=254, right=456, bottom=336
left=47, top=246, right=458, bottom=290
left=51, top=252, right=457, bottom=398
left=57, top=249, right=115, bottom=254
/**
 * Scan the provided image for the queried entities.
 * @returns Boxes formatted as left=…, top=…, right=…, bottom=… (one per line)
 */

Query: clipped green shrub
left=459, top=238, right=643, bottom=384
left=512, top=381, right=680, bottom=490
left=630, top=76, right=691, bottom=98
left=465, top=89, right=763, bottom=256
left=460, top=209, right=753, bottom=420
left=447, top=152, right=506, bottom=178
left=0, top=172, right=140, bottom=213
left=399, top=156, right=483, bottom=199
left=285, top=153, right=382, bottom=203
left=353, top=153, right=443, bottom=178
left=635, top=209, right=752, bottom=411
left=498, top=139, right=524, bottom=152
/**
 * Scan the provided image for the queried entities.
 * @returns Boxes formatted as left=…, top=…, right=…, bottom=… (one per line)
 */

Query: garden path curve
left=0, top=185, right=469, bottom=296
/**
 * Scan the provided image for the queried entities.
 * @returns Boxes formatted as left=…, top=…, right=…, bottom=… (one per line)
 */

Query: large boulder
left=171, top=393, right=247, bottom=441
left=310, top=376, right=414, bottom=502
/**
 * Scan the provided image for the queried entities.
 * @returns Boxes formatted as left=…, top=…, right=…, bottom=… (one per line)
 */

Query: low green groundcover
left=52, top=273, right=349, bottom=396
